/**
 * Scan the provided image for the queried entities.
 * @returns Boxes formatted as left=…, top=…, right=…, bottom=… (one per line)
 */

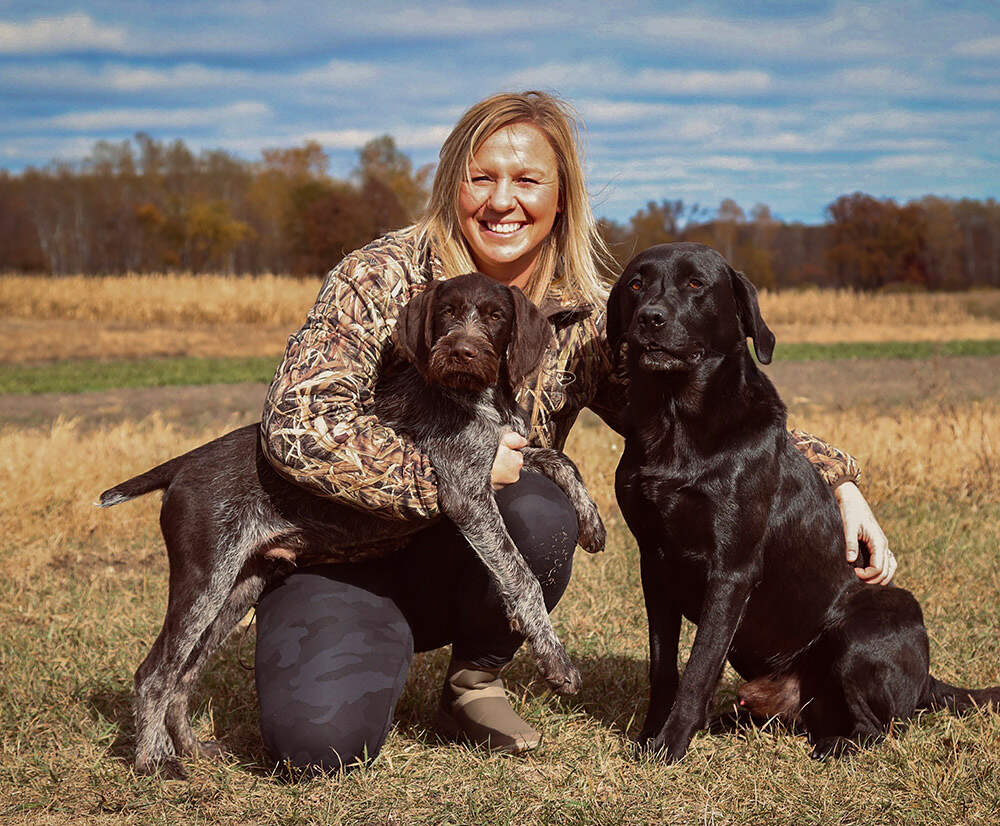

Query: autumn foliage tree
left=0, top=134, right=996, bottom=289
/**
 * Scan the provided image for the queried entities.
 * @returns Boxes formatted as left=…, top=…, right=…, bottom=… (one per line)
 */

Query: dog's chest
left=618, top=453, right=716, bottom=550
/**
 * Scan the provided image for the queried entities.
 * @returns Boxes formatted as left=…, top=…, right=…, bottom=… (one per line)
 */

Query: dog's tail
left=97, top=455, right=188, bottom=507
left=919, top=674, right=1000, bottom=714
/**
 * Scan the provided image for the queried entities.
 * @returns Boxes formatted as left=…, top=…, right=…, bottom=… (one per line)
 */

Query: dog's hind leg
left=164, top=561, right=271, bottom=761
left=133, top=503, right=250, bottom=775
left=439, top=481, right=580, bottom=694
left=522, top=447, right=606, bottom=554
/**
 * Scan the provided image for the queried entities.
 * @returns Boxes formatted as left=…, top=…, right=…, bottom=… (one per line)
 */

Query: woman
left=257, top=91, right=895, bottom=772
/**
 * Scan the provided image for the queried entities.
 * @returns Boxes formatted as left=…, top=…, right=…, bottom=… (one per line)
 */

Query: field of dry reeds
left=2, top=273, right=1000, bottom=824
left=3, top=274, right=1000, bottom=363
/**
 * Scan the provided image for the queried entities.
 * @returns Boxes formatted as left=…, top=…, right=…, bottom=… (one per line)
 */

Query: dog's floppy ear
left=506, top=286, right=553, bottom=388
left=394, top=280, right=439, bottom=375
left=730, top=268, right=775, bottom=364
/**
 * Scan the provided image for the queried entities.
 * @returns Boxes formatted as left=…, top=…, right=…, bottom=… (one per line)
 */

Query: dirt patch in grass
left=0, top=381, right=269, bottom=430
left=3, top=355, right=998, bottom=431
left=0, top=318, right=291, bottom=364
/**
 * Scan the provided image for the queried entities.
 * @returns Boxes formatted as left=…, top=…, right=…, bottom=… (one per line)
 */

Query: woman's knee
left=255, top=570, right=414, bottom=771
left=494, top=471, right=577, bottom=607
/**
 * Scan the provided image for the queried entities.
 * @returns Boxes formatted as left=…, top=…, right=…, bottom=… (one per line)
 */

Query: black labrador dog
left=100, top=272, right=604, bottom=774
left=608, top=242, right=999, bottom=762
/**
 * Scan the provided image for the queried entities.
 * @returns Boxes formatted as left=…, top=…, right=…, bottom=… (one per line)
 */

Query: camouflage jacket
left=261, top=230, right=861, bottom=526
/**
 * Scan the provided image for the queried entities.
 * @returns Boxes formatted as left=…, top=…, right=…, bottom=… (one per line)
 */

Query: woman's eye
left=629, top=278, right=642, bottom=292
left=518, top=176, right=539, bottom=184
left=470, top=175, right=490, bottom=183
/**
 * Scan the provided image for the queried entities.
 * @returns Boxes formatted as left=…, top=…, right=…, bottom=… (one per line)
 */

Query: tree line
left=1, top=134, right=998, bottom=290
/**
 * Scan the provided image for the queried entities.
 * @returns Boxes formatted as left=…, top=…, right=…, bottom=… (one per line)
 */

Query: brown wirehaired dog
left=100, top=272, right=604, bottom=775
left=608, top=243, right=999, bottom=762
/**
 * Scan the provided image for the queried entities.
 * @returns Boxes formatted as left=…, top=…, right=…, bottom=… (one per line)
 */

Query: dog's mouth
left=634, top=344, right=701, bottom=372
left=436, top=366, right=495, bottom=391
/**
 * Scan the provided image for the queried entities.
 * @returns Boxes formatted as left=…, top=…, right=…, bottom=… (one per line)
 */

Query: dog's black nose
left=454, top=341, right=477, bottom=361
left=638, top=307, right=666, bottom=330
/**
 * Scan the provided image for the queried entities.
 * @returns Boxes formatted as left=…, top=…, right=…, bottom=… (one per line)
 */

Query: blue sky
left=1, top=1, right=998, bottom=223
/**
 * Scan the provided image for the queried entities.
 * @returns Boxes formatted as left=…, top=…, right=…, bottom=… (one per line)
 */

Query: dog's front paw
left=809, top=736, right=857, bottom=760
left=539, top=655, right=582, bottom=695
left=189, top=739, right=225, bottom=761
left=639, top=722, right=694, bottom=764
left=577, top=505, right=606, bottom=554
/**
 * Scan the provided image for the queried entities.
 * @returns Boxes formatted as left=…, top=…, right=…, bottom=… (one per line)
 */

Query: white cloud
left=954, top=35, right=1000, bottom=57
left=45, top=102, right=271, bottom=132
left=506, top=62, right=772, bottom=97
left=608, top=8, right=894, bottom=60
left=632, top=69, right=772, bottom=95
left=0, top=13, right=127, bottom=54
left=867, top=153, right=990, bottom=172
left=305, top=124, right=451, bottom=150
left=347, top=4, right=572, bottom=37
left=830, top=67, right=930, bottom=95
left=0, top=58, right=380, bottom=94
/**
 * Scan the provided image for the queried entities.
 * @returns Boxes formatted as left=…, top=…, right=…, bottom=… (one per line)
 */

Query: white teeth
left=485, top=222, right=523, bottom=234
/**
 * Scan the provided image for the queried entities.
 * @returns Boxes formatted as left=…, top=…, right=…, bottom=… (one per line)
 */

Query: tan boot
left=436, top=659, right=541, bottom=754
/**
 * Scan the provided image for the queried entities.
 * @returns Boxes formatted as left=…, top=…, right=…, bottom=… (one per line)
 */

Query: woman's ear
left=506, top=286, right=552, bottom=388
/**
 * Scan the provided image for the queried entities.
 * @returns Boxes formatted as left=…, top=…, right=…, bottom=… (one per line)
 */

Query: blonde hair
left=412, top=90, right=614, bottom=308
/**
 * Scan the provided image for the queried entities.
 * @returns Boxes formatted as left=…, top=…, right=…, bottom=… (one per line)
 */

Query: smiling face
left=457, top=122, right=561, bottom=291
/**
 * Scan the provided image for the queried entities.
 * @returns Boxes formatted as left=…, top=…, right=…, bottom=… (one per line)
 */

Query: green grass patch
left=0, top=355, right=280, bottom=395
left=3, top=340, right=1000, bottom=395
left=774, top=338, right=1000, bottom=361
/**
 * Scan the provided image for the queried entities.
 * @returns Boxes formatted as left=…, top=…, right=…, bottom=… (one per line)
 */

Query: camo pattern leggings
left=254, top=472, right=578, bottom=772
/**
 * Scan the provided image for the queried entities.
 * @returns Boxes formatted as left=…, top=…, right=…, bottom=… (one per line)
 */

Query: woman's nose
left=486, top=179, right=515, bottom=211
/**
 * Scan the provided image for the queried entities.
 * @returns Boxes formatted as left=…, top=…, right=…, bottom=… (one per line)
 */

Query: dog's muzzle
left=629, top=305, right=703, bottom=372
left=428, top=333, right=500, bottom=390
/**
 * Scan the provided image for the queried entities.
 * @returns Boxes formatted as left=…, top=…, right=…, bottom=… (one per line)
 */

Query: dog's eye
left=687, top=279, right=703, bottom=290
left=441, top=306, right=454, bottom=317
left=490, top=310, right=504, bottom=321
left=628, top=277, right=642, bottom=292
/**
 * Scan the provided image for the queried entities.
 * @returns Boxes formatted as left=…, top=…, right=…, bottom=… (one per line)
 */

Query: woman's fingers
left=490, top=430, right=528, bottom=490
left=835, top=481, right=896, bottom=586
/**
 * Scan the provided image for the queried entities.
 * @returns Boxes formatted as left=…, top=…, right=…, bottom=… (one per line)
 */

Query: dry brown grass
left=3, top=275, right=1000, bottom=365
left=2, top=368, right=1000, bottom=823
left=0, top=273, right=321, bottom=326
left=1, top=399, right=995, bottom=581
left=0, top=318, right=291, bottom=363
left=2, top=401, right=999, bottom=824
left=759, top=287, right=1000, bottom=343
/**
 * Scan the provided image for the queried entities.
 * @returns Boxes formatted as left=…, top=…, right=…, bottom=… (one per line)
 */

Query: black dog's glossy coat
left=609, top=243, right=1000, bottom=762
left=100, top=273, right=605, bottom=774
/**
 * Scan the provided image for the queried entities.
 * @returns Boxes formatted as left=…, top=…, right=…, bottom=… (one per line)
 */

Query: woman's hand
left=491, top=429, right=528, bottom=490
left=835, top=482, right=897, bottom=585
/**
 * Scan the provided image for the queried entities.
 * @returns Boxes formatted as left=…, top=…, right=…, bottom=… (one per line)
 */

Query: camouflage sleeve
left=260, top=251, right=440, bottom=520
left=788, top=428, right=862, bottom=488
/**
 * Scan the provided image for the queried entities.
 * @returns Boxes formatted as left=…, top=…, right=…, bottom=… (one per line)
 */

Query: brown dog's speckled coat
left=100, top=273, right=605, bottom=775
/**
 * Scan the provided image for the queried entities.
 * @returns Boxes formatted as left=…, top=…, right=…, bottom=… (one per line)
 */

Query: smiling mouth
left=480, top=220, right=527, bottom=235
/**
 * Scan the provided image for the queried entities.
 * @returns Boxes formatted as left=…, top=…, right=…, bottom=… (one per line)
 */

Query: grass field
left=2, top=279, right=999, bottom=825
left=4, top=276, right=1000, bottom=365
